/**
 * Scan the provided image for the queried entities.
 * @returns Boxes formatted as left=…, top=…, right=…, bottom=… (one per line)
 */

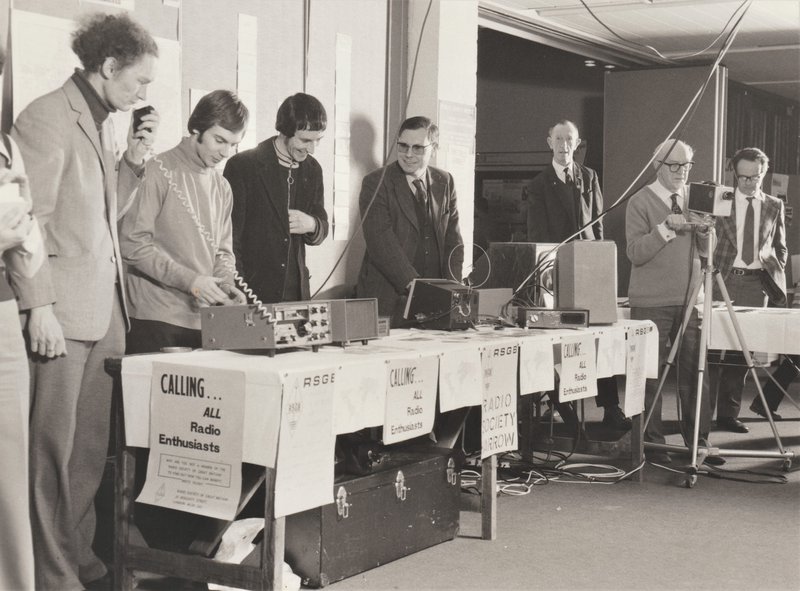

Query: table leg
left=480, top=455, right=497, bottom=540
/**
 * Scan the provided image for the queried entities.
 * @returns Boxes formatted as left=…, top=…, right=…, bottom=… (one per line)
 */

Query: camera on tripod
left=687, top=182, right=734, bottom=217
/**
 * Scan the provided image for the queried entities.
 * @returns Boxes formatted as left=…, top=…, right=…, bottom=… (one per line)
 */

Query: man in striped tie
left=710, top=147, right=786, bottom=432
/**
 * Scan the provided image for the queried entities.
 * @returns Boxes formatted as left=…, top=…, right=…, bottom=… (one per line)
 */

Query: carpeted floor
left=327, top=373, right=800, bottom=591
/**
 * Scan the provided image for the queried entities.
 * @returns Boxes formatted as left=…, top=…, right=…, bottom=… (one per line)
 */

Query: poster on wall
left=137, top=362, right=245, bottom=520
left=80, top=0, right=135, bottom=9
left=12, top=10, right=183, bottom=156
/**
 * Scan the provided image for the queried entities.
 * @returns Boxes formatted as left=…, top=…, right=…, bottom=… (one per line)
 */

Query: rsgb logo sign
left=303, top=373, right=335, bottom=387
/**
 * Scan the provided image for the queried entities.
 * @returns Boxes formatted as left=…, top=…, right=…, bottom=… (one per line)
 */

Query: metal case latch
left=447, top=458, right=457, bottom=486
left=395, top=470, right=409, bottom=501
left=336, top=486, right=350, bottom=519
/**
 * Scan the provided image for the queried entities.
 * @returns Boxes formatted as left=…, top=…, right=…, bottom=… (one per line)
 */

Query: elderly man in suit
left=527, top=120, right=603, bottom=243
left=710, top=147, right=787, bottom=433
left=356, top=116, right=464, bottom=326
left=526, top=119, right=629, bottom=431
left=11, top=13, right=159, bottom=590
left=224, top=93, right=329, bottom=304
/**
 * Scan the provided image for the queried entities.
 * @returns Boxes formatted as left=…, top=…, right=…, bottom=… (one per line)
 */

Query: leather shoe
left=716, top=417, right=749, bottom=433
left=645, top=450, right=672, bottom=465
left=602, top=405, right=632, bottom=431
left=698, top=439, right=725, bottom=466
left=749, top=402, right=782, bottom=421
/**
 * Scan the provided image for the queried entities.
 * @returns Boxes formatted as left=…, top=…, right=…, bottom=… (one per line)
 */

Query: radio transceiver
left=201, top=301, right=333, bottom=355
left=516, top=307, right=590, bottom=329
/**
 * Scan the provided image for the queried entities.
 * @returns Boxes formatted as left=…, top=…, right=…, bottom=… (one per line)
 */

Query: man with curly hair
left=11, top=12, right=159, bottom=590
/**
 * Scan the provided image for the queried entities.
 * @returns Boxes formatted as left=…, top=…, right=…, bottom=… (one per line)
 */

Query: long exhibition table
left=115, top=319, right=658, bottom=590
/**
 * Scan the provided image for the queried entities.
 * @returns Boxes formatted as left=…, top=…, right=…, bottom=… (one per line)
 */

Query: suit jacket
left=527, top=162, right=603, bottom=242
left=10, top=77, right=135, bottom=340
left=223, top=137, right=328, bottom=304
left=356, top=162, right=464, bottom=318
left=714, top=191, right=787, bottom=305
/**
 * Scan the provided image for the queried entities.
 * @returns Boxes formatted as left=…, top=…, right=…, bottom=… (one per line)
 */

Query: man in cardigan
left=526, top=119, right=629, bottom=431
left=710, top=147, right=786, bottom=432
left=224, top=93, right=329, bottom=304
left=11, top=13, right=159, bottom=590
left=626, top=139, right=723, bottom=466
left=356, top=116, right=464, bottom=327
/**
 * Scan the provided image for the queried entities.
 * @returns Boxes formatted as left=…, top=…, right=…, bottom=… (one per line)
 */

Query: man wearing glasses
left=626, top=139, right=722, bottom=465
left=710, top=147, right=786, bottom=432
left=356, top=116, right=464, bottom=326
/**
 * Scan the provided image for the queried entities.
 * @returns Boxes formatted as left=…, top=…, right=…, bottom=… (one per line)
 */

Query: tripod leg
left=642, top=275, right=704, bottom=447
left=713, top=273, right=788, bottom=455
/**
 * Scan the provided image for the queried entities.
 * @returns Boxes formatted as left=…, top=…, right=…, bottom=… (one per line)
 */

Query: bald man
left=626, top=139, right=722, bottom=466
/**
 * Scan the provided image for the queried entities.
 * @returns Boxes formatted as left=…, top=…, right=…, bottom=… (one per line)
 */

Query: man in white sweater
left=626, top=138, right=723, bottom=466
left=120, top=90, right=248, bottom=353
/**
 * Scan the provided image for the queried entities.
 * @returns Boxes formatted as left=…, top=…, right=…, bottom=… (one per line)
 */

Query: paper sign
left=383, top=356, right=439, bottom=444
left=557, top=336, right=598, bottom=402
left=137, top=363, right=245, bottom=520
left=519, top=337, right=555, bottom=393
left=623, top=329, right=648, bottom=418
left=274, top=369, right=336, bottom=518
left=439, top=346, right=482, bottom=412
left=331, top=360, right=385, bottom=433
left=481, top=342, right=519, bottom=459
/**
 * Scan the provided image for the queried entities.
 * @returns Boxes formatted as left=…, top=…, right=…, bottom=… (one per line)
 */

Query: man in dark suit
left=11, top=13, right=159, bottom=590
left=224, top=93, right=329, bottom=304
left=527, top=120, right=603, bottom=243
left=711, top=147, right=787, bottom=433
left=526, top=119, right=628, bottom=431
left=356, top=116, right=464, bottom=327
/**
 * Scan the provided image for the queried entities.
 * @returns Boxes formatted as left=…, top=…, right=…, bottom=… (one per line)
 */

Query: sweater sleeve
left=625, top=192, right=669, bottom=266
left=119, top=161, right=200, bottom=292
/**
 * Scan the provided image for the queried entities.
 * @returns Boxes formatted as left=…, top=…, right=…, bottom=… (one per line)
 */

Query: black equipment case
left=284, top=449, right=460, bottom=587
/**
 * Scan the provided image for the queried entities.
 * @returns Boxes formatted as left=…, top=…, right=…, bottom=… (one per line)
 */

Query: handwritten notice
left=519, top=337, right=555, bottom=394
left=439, top=346, right=482, bottom=412
left=331, top=359, right=385, bottom=433
left=274, top=369, right=336, bottom=518
left=481, top=342, right=519, bottom=459
left=623, top=328, right=648, bottom=418
left=558, top=336, right=598, bottom=403
left=137, top=362, right=245, bottom=520
left=383, top=356, right=438, bottom=444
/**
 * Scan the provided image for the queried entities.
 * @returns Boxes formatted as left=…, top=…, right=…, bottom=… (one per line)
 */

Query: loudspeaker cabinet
left=284, top=449, right=460, bottom=587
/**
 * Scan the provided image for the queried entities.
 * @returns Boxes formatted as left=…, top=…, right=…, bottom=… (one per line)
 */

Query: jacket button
left=281, top=263, right=286, bottom=268
left=111, top=255, right=117, bottom=263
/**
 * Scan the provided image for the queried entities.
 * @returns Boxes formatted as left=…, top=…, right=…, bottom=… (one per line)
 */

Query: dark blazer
left=356, top=162, right=464, bottom=319
left=527, top=162, right=603, bottom=243
left=714, top=191, right=787, bottom=305
left=223, top=137, right=328, bottom=304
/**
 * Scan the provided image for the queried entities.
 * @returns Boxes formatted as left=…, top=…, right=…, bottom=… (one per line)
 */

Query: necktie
left=413, top=178, right=427, bottom=206
left=741, top=196, right=755, bottom=265
left=670, top=193, right=682, bottom=214
left=564, top=167, right=573, bottom=185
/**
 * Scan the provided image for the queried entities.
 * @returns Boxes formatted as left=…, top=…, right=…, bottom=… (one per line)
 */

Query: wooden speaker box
left=556, top=240, right=618, bottom=324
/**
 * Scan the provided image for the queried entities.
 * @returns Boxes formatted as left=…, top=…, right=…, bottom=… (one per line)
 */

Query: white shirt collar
left=649, top=180, right=685, bottom=201
left=735, top=187, right=764, bottom=202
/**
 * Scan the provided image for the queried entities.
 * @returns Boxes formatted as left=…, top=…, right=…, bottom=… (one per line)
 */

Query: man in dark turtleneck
left=11, top=12, right=159, bottom=591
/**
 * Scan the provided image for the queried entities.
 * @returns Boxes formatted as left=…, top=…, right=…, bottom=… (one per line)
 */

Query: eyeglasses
left=658, top=161, right=694, bottom=173
left=397, top=142, right=432, bottom=155
left=736, top=173, right=764, bottom=183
